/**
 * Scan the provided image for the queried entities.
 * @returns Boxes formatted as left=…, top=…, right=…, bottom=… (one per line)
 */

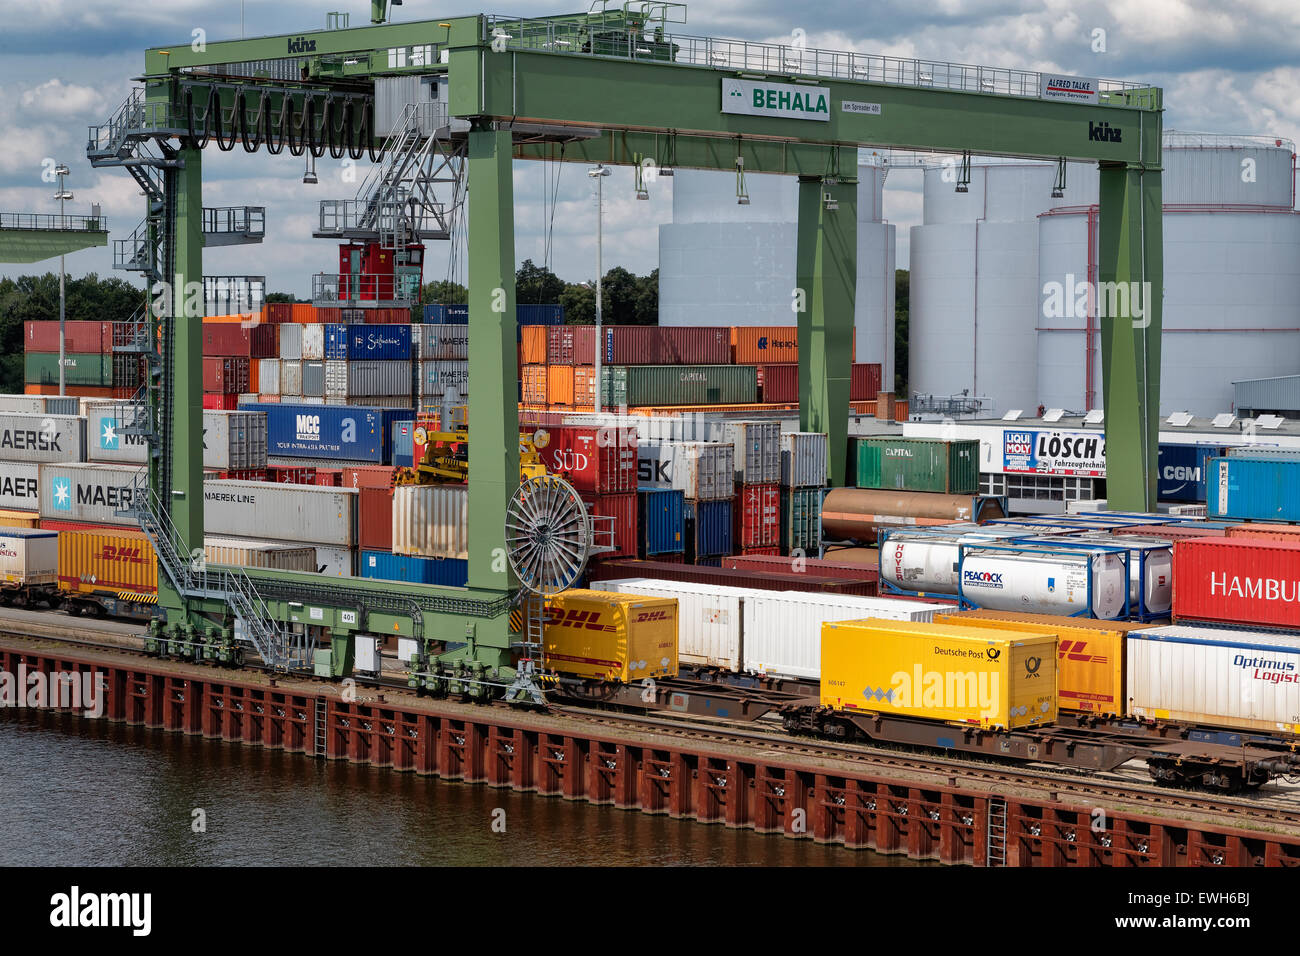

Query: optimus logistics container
left=637, top=441, right=734, bottom=500
left=852, top=437, right=979, bottom=495
left=538, top=425, right=638, bottom=494
left=820, top=620, right=1058, bottom=730
left=958, top=543, right=1129, bottom=620
left=240, top=403, right=407, bottom=463
left=821, top=488, right=1007, bottom=544
left=0, top=413, right=86, bottom=463
left=718, top=421, right=780, bottom=485
left=203, top=480, right=357, bottom=548
left=1127, top=625, right=1300, bottom=735
left=85, top=406, right=267, bottom=470
left=637, top=487, right=685, bottom=556
left=392, top=484, right=467, bottom=559
left=1208, top=456, right=1300, bottom=522
left=601, top=365, right=757, bottom=407
left=38, top=463, right=142, bottom=526
left=542, top=589, right=679, bottom=683
left=1172, top=536, right=1300, bottom=631
left=780, top=432, right=829, bottom=487
left=0, top=529, right=58, bottom=588
left=0, top=462, right=42, bottom=512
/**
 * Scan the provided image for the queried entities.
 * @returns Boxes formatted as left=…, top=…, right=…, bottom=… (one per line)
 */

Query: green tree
left=515, top=259, right=565, bottom=305
left=559, top=281, right=596, bottom=324
left=265, top=291, right=296, bottom=304
left=894, top=268, right=909, bottom=395
left=633, top=268, right=658, bottom=325
left=421, top=279, right=469, bottom=306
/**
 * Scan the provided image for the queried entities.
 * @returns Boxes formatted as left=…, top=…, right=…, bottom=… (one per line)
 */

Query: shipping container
left=0, top=413, right=86, bottom=464
left=820, top=619, right=1058, bottom=730
left=758, top=364, right=798, bottom=403
left=84, top=406, right=266, bottom=470
left=0, top=509, right=39, bottom=528
left=517, top=304, right=564, bottom=326
left=24, top=352, right=112, bottom=388
left=201, top=324, right=255, bottom=357
left=734, top=482, right=780, bottom=549
left=323, top=323, right=349, bottom=360
left=0, top=396, right=77, bottom=416
left=24, top=320, right=111, bottom=354
left=1225, top=523, right=1300, bottom=542
left=1128, top=624, right=1300, bottom=734
left=418, top=324, right=469, bottom=360
left=202, top=393, right=241, bottom=411
left=202, top=357, right=250, bottom=394
left=360, top=549, right=468, bottom=586
left=781, top=486, right=824, bottom=555
left=780, top=432, right=829, bottom=488
left=279, top=324, right=304, bottom=360
left=542, top=589, right=678, bottom=682
left=853, top=437, right=979, bottom=495
left=392, top=484, right=467, bottom=559
left=637, top=440, right=734, bottom=500
left=324, top=359, right=412, bottom=399
left=1208, top=456, right=1300, bottom=522
left=0, top=528, right=58, bottom=587
left=390, top=420, right=414, bottom=467
left=601, top=326, right=731, bottom=365
left=1173, top=536, right=1300, bottom=630
left=240, top=402, right=405, bottom=463
left=850, top=363, right=884, bottom=402
left=547, top=325, right=578, bottom=365
left=279, top=361, right=303, bottom=396
left=38, top=462, right=141, bottom=526
left=538, top=425, right=637, bottom=494
left=582, top=492, right=637, bottom=558
left=1025, top=532, right=1174, bottom=620
left=202, top=536, right=318, bottom=572
left=822, top=488, right=1006, bottom=543
left=346, top=323, right=412, bottom=360
left=719, top=421, right=780, bottom=484
left=586, top=558, right=876, bottom=595
left=257, top=359, right=281, bottom=394
left=266, top=303, right=293, bottom=324
left=300, top=324, right=325, bottom=360
left=734, top=326, right=798, bottom=365
left=592, top=578, right=752, bottom=671
left=57, top=526, right=157, bottom=601
left=1157, top=443, right=1224, bottom=503
left=959, top=544, right=1129, bottom=619
left=637, top=487, right=684, bottom=556
left=519, top=326, right=548, bottom=365
left=419, top=360, right=469, bottom=399
left=546, top=365, right=575, bottom=405
left=685, top=499, right=732, bottom=559
left=1113, top=523, right=1228, bottom=540
left=601, top=365, right=757, bottom=407
left=300, top=360, right=325, bottom=397
left=203, top=480, right=356, bottom=547
left=522, top=366, right=548, bottom=405
left=722, top=553, right=880, bottom=582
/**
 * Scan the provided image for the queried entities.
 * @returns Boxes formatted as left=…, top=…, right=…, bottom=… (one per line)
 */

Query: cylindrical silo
left=1037, top=132, right=1300, bottom=417
left=657, top=162, right=896, bottom=375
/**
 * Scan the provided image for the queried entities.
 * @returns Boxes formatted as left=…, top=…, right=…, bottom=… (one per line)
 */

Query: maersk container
left=346, top=323, right=411, bottom=360
left=323, top=324, right=349, bottom=360
left=637, top=486, right=685, bottom=556
left=719, top=421, right=781, bottom=484
left=593, top=578, right=751, bottom=670
left=780, top=486, right=824, bottom=554
left=38, top=462, right=143, bottom=526
left=853, top=437, right=979, bottom=494
left=0, top=529, right=58, bottom=587
left=240, top=403, right=404, bottom=463
left=601, top=365, right=757, bottom=407
left=781, top=432, right=829, bottom=487
left=419, top=360, right=469, bottom=398
left=203, top=536, right=318, bottom=572
left=0, top=462, right=40, bottom=512
left=1157, top=443, right=1223, bottom=503
left=1208, top=456, right=1300, bottom=521
left=203, top=480, right=357, bottom=547
left=1172, top=536, right=1300, bottom=630
left=419, top=324, right=469, bottom=360
left=0, top=413, right=86, bottom=464
left=360, top=549, right=468, bottom=586
left=958, top=543, right=1129, bottom=619
left=637, top=441, right=734, bottom=500
left=1128, top=625, right=1300, bottom=735
left=257, top=359, right=281, bottom=394
left=392, top=484, right=467, bottom=559
left=685, top=499, right=732, bottom=558
left=280, top=360, right=303, bottom=396
left=84, top=407, right=267, bottom=470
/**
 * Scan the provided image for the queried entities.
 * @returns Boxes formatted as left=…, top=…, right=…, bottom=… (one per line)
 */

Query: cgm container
left=419, top=324, right=469, bottom=360
left=601, top=365, right=757, bottom=407
left=538, top=425, right=638, bottom=494
left=360, top=549, right=468, bottom=586
left=346, top=323, right=412, bottom=360
left=57, top=526, right=157, bottom=597
left=959, top=544, right=1129, bottom=619
left=637, top=487, right=685, bottom=556
left=637, top=441, right=734, bottom=500
left=1208, top=456, right=1300, bottom=521
left=543, top=588, right=678, bottom=682
left=240, top=403, right=406, bottom=463
left=0, top=529, right=58, bottom=587
left=743, top=591, right=953, bottom=680
left=685, top=499, right=732, bottom=559
left=202, top=536, right=318, bottom=571
left=718, top=420, right=781, bottom=484
left=821, top=488, right=1006, bottom=543
left=780, top=432, right=828, bottom=487
left=780, top=486, right=824, bottom=554
left=734, top=482, right=779, bottom=549
left=1172, top=536, right=1300, bottom=630
left=1127, top=624, right=1300, bottom=734
left=0, top=413, right=86, bottom=464
left=1157, top=443, right=1224, bottom=503
left=392, top=484, right=467, bottom=559
left=819, top=620, right=1058, bottom=730
left=853, top=437, right=979, bottom=495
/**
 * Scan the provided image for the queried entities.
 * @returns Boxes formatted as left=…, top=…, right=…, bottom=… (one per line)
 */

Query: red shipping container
left=539, top=425, right=638, bottom=494
left=582, top=492, right=637, bottom=558
left=202, top=324, right=252, bottom=356
left=758, top=364, right=798, bottom=403
left=547, top=325, right=577, bottom=365
left=1114, top=524, right=1228, bottom=541
left=850, top=363, right=884, bottom=402
left=341, top=466, right=396, bottom=489
left=213, top=469, right=267, bottom=481
left=24, top=320, right=110, bottom=353
left=202, top=392, right=239, bottom=410
left=317, top=308, right=342, bottom=324
left=722, top=553, right=881, bottom=583
left=573, top=325, right=596, bottom=366
left=312, top=469, right=343, bottom=487
left=1173, top=536, right=1300, bottom=630
left=586, top=559, right=875, bottom=595
left=600, top=327, right=731, bottom=365
left=37, top=518, right=123, bottom=534
left=734, top=483, right=780, bottom=549
left=266, top=303, right=293, bottom=324
left=202, top=357, right=250, bottom=394
left=739, top=546, right=782, bottom=556
left=357, top=485, right=393, bottom=551
left=267, top=466, right=317, bottom=484
left=1225, top=523, right=1300, bottom=542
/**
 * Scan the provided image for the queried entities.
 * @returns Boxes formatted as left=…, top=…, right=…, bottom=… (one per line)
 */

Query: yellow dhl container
left=935, top=609, right=1139, bottom=715
left=821, top=618, right=1057, bottom=730
left=0, top=509, right=40, bottom=529
left=543, top=589, right=678, bottom=683
left=58, top=528, right=157, bottom=599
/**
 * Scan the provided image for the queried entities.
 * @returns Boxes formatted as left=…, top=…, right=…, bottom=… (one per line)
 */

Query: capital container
left=593, top=578, right=751, bottom=670
left=419, top=324, right=469, bottom=360
left=1208, top=456, right=1300, bottom=522
left=743, top=592, right=953, bottom=680
left=1173, top=536, right=1300, bottom=630
left=719, top=421, right=780, bottom=484
left=25, top=352, right=112, bottom=388
left=0, top=528, right=58, bottom=587
left=734, top=482, right=779, bottom=549
left=780, top=432, right=828, bottom=487
left=202, top=536, right=318, bottom=571
left=0, top=413, right=86, bottom=464
left=1127, top=624, right=1300, bottom=734
left=685, top=499, right=732, bottom=559
left=360, top=549, right=468, bottom=586
left=203, top=480, right=357, bottom=547
left=758, top=364, right=798, bottom=403
left=781, top=486, right=824, bottom=554
left=57, top=526, right=156, bottom=597
left=542, top=589, right=678, bottom=683
left=734, top=326, right=799, bottom=365
left=822, top=488, right=1006, bottom=543
left=853, top=437, right=979, bottom=495
left=538, top=425, right=637, bottom=494
left=38, top=462, right=142, bottom=526
left=637, top=487, right=684, bottom=556
left=958, top=543, right=1129, bottom=620
left=392, top=484, right=467, bottom=559
left=637, top=440, right=734, bottom=500
left=820, top=619, right=1058, bottom=730
left=240, top=402, right=405, bottom=463
left=24, top=320, right=111, bottom=353
left=602, top=365, right=757, bottom=407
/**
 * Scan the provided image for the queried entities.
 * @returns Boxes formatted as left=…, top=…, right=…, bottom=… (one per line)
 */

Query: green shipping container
left=781, top=486, right=824, bottom=555
left=601, top=365, right=757, bottom=407
left=853, top=437, right=980, bottom=494
left=24, top=351, right=113, bottom=387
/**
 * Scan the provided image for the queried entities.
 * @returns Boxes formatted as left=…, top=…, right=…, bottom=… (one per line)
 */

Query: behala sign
left=721, top=78, right=830, bottom=121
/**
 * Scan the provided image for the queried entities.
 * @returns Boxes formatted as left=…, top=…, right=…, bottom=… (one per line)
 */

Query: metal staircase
left=986, top=796, right=1008, bottom=867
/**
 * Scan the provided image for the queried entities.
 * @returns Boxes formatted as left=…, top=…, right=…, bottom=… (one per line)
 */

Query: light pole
left=587, top=164, right=610, bottom=414
left=53, top=164, right=73, bottom=396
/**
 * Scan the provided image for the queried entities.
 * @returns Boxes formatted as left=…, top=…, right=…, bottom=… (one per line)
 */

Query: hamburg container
left=937, top=609, right=1147, bottom=715
left=0, top=413, right=86, bottom=464
left=240, top=402, right=405, bottom=463
left=758, top=364, right=798, bottom=403
left=722, top=553, right=880, bottom=582
left=638, top=487, right=685, bottom=556
left=582, top=492, right=637, bottom=558
left=202, top=536, right=318, bottom=571
left=419, top=324, right=469, bottom=360
left=718, top=420, right=780, bottom=484
left=780, top=432, right=828, bottom=487
left=84, top=407, right=267, bottom=470
left=586, top=559, right=878, bottom=595
left=822, top=489, right=1007, bottom=543
left=820, top=620, right=1058, bottom=730
left=390, top=420, right=414, bottom=467
left=733, top=326, right=798, bottom=365
left=1157, top=443, right=1224, bottom=503
left=279, top=324, right=304, bottom=360
left=1172, top=536, right=1300, bottom=630
left=0, top=529, right=58, bottom=587
left=203, top=480, right=356, bottom=547
left=602, top=365, right=757, bottom=407
left=878, top=528, right=1042, bottom=595
left=392, top=484, right=467, bottom=559
left=734, top=482, right=779, bottom=549
left=24, top=352, right=112, bottom=388
left=257, top=359, right=281, bottom=394
left=57, top=527, right=156, bottom=597
left=538, top=425, right=637, bottom=494
left=781, top=486, right=824, bottom=554
left=637, top=440, right=734, bottom=500
left=542, top=589, right=678, bottom=682
left=850, top=363, right=883, bottom=402
left=346, top=323, right=412, bottom=360
left=685, top=499, right=732, bottom=559
left=38, top=462, right=142, bottom=526
left=1127, top=624, right=1300, bottom=734
left=24, top=320, right=111, bottom=353
left=958, top=543, right=1129, bottom=619
left=360, top=549, right=468, bottom=586
left=593, top=578, right=752, bottom=671
left=419, top=360, right=469, bottom=399
left=853, top=437, right=979, bottom=495
left=1208, top=456, right=1300, bottom=521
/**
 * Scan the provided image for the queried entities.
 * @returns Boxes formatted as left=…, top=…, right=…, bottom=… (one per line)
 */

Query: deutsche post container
left=780, top=486, right=823, bottom=554
left=202, top=536, right=318, bottom=571
left=280, top=360, right=303, bottom=396
left=418, top=324, right=469, bottom=360
left=820, top=619, right=1058, bottom=729
left=850, top=363, right=884, bottom=402
left=734, top=482, right=780, bottom=549
left=542, top=589, right=678, bottom=683
left=360, top=549, right=468, bottom=586
left=519, top=326, right=548, bottom=365
left=853, top=437, right=979, bottom=494
left=638, top=487, right=684, bottom=556
left=781, top=432, right=828, bottom=487
left=24, top=320, right=111, bottom=354
left=0, top=528, right=58, bottom=587
left=1127, top=624, right=1300, bottom=734
left=719, top=420, right=780, bottom=484
left=240, top=402, right=406, bottom=463
left=1173, top=536, right=1300, bottom=630
left=1208, top=456, right=1300, bottom=521
left=539, top=425, right=637, bottom=494
left=734, top=326, right=798, bottom=365
left=758, top=363, right=798, bottom=403
left=38, top=462, right=142, bottom=526
left=24, top=352, right=112, bottom=388
left=685, top=499, right=732, bottom=559
left=0, top=413, right=85, bottom=464
left=637, top=441, right=734, bottom=500
left=583, top=491, right=637, bottom=557
left=203, top=480, right=356, bottom=547
left=0, top=509, right=39, bottom=528
left=279, top=324, right=304, bottom=360
left=601, top=365, right=757, bottom=407
left=346, top=323, right=411, bottom=360
left=419, top=360, right=469, bottom=399
left=57, top=526, right=156, bottom=597
left=392, top=484, right=467, bottom=559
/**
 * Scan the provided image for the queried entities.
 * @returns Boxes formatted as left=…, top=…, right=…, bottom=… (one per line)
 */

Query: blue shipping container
left=360, top=550, right=468, bottom=586
left=324, top=324, right=349, bottom=359
left=1207, top=456, right=1300, bottom=521
left=686, top=499, right=732, bottom=558
left=638, top=486, right=685, bottom=556
left=346, top=324, right=412, bottom=360
left=423, top=304, right=469, bottom=325
left=1157, top=443, right=1224, bottom=503
left=391, top=420, right=414, bottom=468
left=424, top=303, right=562, bottom=330
left=240, top=402, right=408, bottom=463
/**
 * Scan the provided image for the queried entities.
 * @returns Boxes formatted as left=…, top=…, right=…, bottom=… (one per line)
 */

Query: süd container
left=542, top=588, right=678, bottom=682
left=537, top=425, right=637, bottom=494
left=0, top=529, right=58, bottom=586
left=781, top=432, right=828, bottom=487
left=853, top=437, right=979, bottom=495
left=637, top=486, right=685, bottom=556
left=0, top=413, right=86, bottom=464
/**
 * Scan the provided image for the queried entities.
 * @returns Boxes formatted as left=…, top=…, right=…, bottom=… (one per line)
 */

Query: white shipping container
left=258, top=358, right=281, bottom=394
left=418, top=360, right=469, bottom=398
left=742, top=591, right=951, bottom=679
left=0, top=529, right=58, bottom=586
left=301, top=323, right=325, bottom=361
left=203, top=480, right=357, bottom=547
left=0, top=413, right=86, bottom=464
left=637, top=440, right=734, bottom=500
left=0, top=396, right=48, bottom=415
left=38, top=462, right=143, bottom=526
left=279, top=324, right=303, bottom=360
left=1128, top=625, right=1300, bottom=734
left=419, top=324, right=470, bottom=360
left=0, top=462, right=41, bottom=512
left=203, top=535, right=318, bottom=572
left=718, top=420, right=780, bottom=484
left=326, top=360, right=412, bottom=398
left=281, top=360, right=303, bottom=396
left=84, top=407, right=267, bottom=470
left=593, top=578, right=749, bottom=670
left=781, top=432, right=829, bottom=487
left=302, top=361, right=325, bottom=397
left=312, top=545, right=354, bottom=576
left=392, top=484, right=467, bottom=559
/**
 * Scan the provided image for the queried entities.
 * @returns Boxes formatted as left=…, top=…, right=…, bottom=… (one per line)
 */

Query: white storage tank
left=959, top=545, right=1128, bottom=619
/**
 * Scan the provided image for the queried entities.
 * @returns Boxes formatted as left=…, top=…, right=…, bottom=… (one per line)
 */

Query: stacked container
left=780, top=431, right=829, bottom=556
left=851, top=437, right=979, bottom=493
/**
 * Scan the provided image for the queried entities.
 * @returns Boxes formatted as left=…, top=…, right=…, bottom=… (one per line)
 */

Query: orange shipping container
left=520, top=326, right=548, bottom=365
left=291, top=303, right=317, bottom=323
left=58, top=527, right=158, bottom=598
left=574, top=366, right=597, bottom=408
left=521, top=365, right=547, bottom=405
left=734, top=326, right=799, bottom=365
left=547, top=365, right=575, bottom=405
left=1225, top=523, right=1300, bottom=541
left=0, top=510, right=40, bottom=529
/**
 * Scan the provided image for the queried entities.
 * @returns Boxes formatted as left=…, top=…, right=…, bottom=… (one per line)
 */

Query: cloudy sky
left=1, top=0, right=1296, bottom=300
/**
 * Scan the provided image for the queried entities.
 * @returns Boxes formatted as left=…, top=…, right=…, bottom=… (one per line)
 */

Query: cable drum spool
left=959, top=547, right=1128, bottom=619
left=821, top=488, right=1006, bottom=544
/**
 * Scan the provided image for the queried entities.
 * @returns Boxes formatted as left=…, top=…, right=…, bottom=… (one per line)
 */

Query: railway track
left=2, top=606, right=1299, bottom=834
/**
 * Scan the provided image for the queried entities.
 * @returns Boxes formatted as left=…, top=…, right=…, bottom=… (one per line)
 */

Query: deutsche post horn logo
left=1026, top=656, right=1042, bottom=676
